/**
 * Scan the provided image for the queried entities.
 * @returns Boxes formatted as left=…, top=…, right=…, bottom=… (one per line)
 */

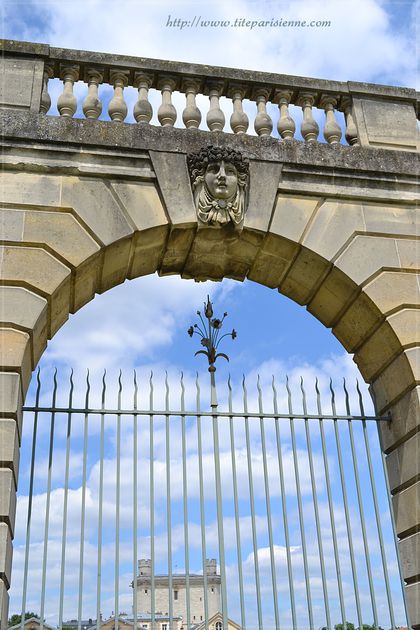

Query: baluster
left=40, top=64, right=54, bottom=114
left=297, top=92, right=319, bottom=143
left=254, top=88, right=273, bottom=136
left=133, top=72, right=153, bottom=124
left=82, top=68, right=103, bottom=120
left=206, top=82, right=225, bottom=131
left=341, top=96, right=359, bottom=146
left=229, top=86, right=249, bottom=134
left=158, top=77, right=177, bottom=127
left=182, top=79, right=201, bottom=129
left=57, top=65, right=79, bottom=118
left=276, top=90, right=295, bottom=140
left=108, top=70, right=129, bottom=122
left=320, top=94, right=342, bottom=145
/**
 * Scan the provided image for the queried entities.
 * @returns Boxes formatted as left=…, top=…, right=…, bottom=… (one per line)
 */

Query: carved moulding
left=187, top=145, right=249, bottom=231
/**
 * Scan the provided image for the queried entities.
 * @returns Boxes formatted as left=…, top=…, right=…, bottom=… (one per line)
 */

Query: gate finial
left=187, top=295, right=236, bottom=372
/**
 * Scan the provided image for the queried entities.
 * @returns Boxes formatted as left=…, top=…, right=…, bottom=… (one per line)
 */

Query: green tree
left=8, top=613, right=39, bottom=627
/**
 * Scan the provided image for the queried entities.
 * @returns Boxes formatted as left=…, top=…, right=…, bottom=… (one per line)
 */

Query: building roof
left=9, top=619, right=56, bottom=630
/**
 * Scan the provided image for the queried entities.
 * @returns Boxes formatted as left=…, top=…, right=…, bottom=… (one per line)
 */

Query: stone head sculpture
left=187, top=145, right=249, bottom=230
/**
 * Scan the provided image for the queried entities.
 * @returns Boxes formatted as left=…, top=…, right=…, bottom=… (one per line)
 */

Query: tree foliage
left=8, top=613, right=39, bottom=627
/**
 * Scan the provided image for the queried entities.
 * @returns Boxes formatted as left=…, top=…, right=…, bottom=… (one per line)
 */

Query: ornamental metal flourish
left=187, top=296, right=236, bottom=372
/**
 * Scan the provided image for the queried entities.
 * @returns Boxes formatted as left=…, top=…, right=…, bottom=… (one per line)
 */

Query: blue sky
left=2, top=0, right=416, bottom=627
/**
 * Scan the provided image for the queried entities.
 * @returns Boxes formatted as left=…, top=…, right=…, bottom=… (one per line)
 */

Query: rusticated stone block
left=0, top=246, right=71, bottom=336
left=150, top=151, right=196, bottom=226
left=379, top=386, right=420, bottom=453
left=335, top=234, right=400, bottom=285
left=398, top=531, right=420, bottom=581
left=110, top=181, right=168, bottom=232
left=0, top=470, right=16, bottom=537
left=406, top=581, right=420, bottom=628
left=364, top=271, right=420, bottom=314
left=0, top=57, right=44, bottom=112
left=280, top=248, right=329, bottom=306
left=392, top=480, right=420, bottom=537
left=0, top=372, right=23, bottom=440
left=0, top=523, right=12, bottom=589
left=0, top=420, right=19, bottom=488
left=245, top=161, right=282, bottom=233
left=307, top=267, right=359, bottom=327
left=0, top=287, right=48, bottom=364
left=0, top=578, right=9, bottom=630
left=372, top=347, right=419, bottom=412
left=270, top=195, right=319, bottom=243
left=0, top=329, right=32, bottom=393
left=302, top=200, right=365, bottom=261
left=386, top=431, right=420, bottom=494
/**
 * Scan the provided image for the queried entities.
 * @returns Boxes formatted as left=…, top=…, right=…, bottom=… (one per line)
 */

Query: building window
left=145, top=589, right=148, bottom=594
left=162, top=625, right=168, bottom=630
left=215, top=623, right=222, bottom=630
left=174, top=590, right=178, bottom=600
left=211, top=587, right=214, bottom=593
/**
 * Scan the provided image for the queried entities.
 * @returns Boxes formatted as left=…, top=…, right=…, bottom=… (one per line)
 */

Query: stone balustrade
left=1, top=39, right=419, bottom=151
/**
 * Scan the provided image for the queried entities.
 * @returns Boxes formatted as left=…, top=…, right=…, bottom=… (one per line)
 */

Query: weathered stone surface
left=0, top=171, right=61, bottom=207
left=353, top=97, right=418, bottom=151
left=150, top=151, right=196, bottom=225
left=333, top=291, right=383, bottom=356
left=0, top=329, right=32, bottom=393
left=22, top=209, right=100, bottom=266
left=0, top=57, right=43, bottom=112
left=406, top=581, right=420, bottom=628
left=0, top=470, right=16, bottom=537
left=248, top=234, right=299, bottom=288
left=270, top=195, right=319, bottom=243
left=354, top=308, right=420, bottom=381
left=0, top=287, right=48, bottom=364
left=0, top=420, right=19, bottom=488
left=362, top=202, right=418, bottom=235
left=335, top=234, right=400, bottom=285
left=364, top=271, right=420, bottom=313
left=280, top=247, right=329, bottom=306
left=110, top=181, right=168, bottom=231
left=0, top=373, right=23, bottom=439
left=303, top=200, right=365, bottom=261
left=307, top=267, right=358, bottom=327
left=61, top=177, right=134, bottom=246
left=392, top=480, right=420, bottom=537
left=399, top=531, right=420, bottom=581
left=0, top=523, right=12, bottom=589
left=244, top=161, right=282, bottom=232
left=0, top=578, right=9, bottom=630
left=0, top=246, right=71, bottom=336
left=379, top=386, right=420, bottom=453
left=100, top=238, right=132, bottom=293
left=386, top=431, right=420, bottom=493
left=128, top=226, right=169, bottom=280
left=372, top=347, right=419, bottom=412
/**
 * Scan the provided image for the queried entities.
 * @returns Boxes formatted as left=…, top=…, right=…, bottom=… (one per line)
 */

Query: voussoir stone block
left=149, top=151, right=196, bottom=226
left=0, top=328, right=32, bottom=393
left=270, top=195, right=319, bottom=243
left=378, top=386, right=420, bottom=453
left=307, top=266, right=359, bottom=327
left=406, top=581, right=420, bottom=628
left=363, top=271, right=420, bottom=314
left=280, top=247, right=330, bottom=306
left=362, top=202, right=418, bottom=236
left=386, top=431, right=420, bottom=493
left=372, top=347, right=419, bottom=412
left=354, top=308, right=420, bottom=382
left=129, top=226, right=169, bottom=280
left=61, top=176, right=134, bottom=246
left=302, top=200, right=365, bottom=261
left=0, top=523, right=12, bottom=590
left=0, top=419, right=19, bottom=488
left=335, top=234, right=400, bottom=285
left=0, top=577, right=9, bottom=630
left=0, top=470, right=16, bottom=537
left=0, top=287, right=48, bottom=364
left=0, top=372, right=23, bottom=439
left=244, top=161, right=282, bottom=233
left=248, top=234, right=299, bottom=288
left=110, top=181, right=168, bottom=231
left=333, top=291, right=383, bottom=356
left=392, top=480, right=420, bottom=538
left=399, top=531, right=420, bottom=581
left=0, top=245, right=71, bottom=336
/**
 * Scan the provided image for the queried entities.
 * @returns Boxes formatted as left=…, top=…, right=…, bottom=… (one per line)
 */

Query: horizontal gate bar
left=21, top=406, right=389, bottom=420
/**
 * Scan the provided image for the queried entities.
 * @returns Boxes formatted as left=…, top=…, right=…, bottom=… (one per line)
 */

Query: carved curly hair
left=187, top=145, right=249, bottom=184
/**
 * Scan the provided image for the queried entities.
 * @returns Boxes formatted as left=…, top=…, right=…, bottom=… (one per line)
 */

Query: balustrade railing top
left=1, top=38, right=419, bottom=151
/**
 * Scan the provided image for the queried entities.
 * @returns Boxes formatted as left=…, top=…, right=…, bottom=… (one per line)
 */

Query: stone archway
left=0, top=132, right=419, bottom=625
